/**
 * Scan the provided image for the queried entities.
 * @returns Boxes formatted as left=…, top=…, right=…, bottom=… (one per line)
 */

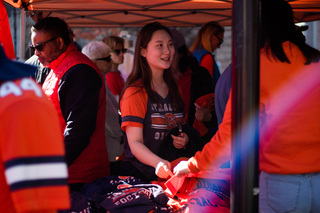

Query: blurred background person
left=190, top=21, right=224, bottom=85
left=170, top=28, right=217, bottom=143
left=82, top=41, right=124, bottom=176
left=102, top=35, right=126, bottom=103
left=189, top=21, right=224, bottom=139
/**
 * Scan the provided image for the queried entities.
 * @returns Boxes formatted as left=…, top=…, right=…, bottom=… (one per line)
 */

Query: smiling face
left=141, top=29, right=175, bottom=73
left=31, top=30, right=63, bottom=67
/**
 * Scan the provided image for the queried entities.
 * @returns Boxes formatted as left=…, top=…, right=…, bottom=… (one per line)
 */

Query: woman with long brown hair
left=120, top=22, right=189, bottom=182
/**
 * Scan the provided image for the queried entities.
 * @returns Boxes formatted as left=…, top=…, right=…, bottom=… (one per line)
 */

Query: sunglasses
left=111, top=48, right=127, bottom=55
left=214, top=34, right=224, bottom=46
left=96, top=55, right=111, bottom=62
left=29, top=36, right=58, bottom=52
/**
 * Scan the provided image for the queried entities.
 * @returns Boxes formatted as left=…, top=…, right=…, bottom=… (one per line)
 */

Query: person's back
left=259, top=41, right=320, bottom=174
left=258, top=0, right=320, bottom=212
left=0, top=46, right=70, bottom=212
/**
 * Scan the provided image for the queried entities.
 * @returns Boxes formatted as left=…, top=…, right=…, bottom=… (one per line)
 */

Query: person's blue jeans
left=259, top=171, right=320, bottom=213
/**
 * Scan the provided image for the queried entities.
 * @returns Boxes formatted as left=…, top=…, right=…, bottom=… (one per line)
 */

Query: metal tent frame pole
left=231, top=0, right=260, bottom=212
left=19, top=7, right=26, bottom=61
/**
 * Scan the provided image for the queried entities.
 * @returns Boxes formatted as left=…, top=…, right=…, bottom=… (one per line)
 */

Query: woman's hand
left=171, top=132, right=189, bottom=149
left=173, top=160, right=191, bottom=177
left=155, top=161, right=173, bottom=179
left=126, top=126, right=173, bottom=179
left=194, top=102, right=212, bottom=122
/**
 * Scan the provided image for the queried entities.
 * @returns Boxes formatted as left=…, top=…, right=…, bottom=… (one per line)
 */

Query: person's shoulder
left=106, top=70, right=121, bottom=75
left=194, top=65, right=211, bottom=77
left=201, top=53, right=213, bottom=61
left=106, top=70, right=123, bottom=80
left=0, top=78, right=49, bottom=112
left=122, top=80, right=145, bottom=99
left=192, top=65, right=214, bottom=83
left=65, top=63, right=100, bottom=80
left=220, top=64, right=232, bottom=79
left=25, top=55, right=40, bottom=67
left=124, top=80, right=143, bottom=92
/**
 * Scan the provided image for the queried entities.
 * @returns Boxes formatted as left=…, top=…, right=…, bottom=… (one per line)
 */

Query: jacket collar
left=0, top=45, right=36, bottom=81
left=49, top=42, right=78, bottom=70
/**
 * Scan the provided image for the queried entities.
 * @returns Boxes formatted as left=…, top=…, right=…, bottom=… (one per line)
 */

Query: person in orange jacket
left=174, top=0, right=320, bottom=212
left=120, top=22, right=188, bottom=182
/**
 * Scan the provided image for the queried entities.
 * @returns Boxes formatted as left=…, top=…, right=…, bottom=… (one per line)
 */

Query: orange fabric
left=188, top=41, right=320, bottom=175
left=0, top=1, right=15, bottom=59
left=200, top=54, right=214, bottom=78
left=163, top=168, right=231, bottom=213
left=120, top=82, right=148, bottom=131
left=259, top=41, right=320, bottom=174
left=0, top=78, right=70, bottom=212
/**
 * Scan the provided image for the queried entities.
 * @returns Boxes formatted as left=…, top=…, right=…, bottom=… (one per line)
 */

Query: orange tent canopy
left=4, top=0, right=320, bottom=28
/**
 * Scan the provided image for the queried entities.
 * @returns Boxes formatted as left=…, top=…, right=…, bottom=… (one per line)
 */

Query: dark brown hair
left=122, top=22, right=184, bottom=111
left=261, top=0, right=320, bottom=64
left=31, top=17, right=71, bottom=47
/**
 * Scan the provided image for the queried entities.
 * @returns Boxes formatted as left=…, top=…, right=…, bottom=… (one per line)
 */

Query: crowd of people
left=1, top=0, right=319, bottom=211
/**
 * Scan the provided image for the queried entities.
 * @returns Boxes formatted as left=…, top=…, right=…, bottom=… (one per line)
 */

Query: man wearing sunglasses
left=30, top=17, right=110, bottom=191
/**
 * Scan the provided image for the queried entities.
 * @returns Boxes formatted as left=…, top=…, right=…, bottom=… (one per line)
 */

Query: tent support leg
left=19, top=7, right=26, bottom=61
left=231, top=0, right=260, bottom=212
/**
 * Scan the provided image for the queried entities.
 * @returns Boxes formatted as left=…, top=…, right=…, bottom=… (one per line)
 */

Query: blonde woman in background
left=190, top=21, right=225, bottom=139
left=190, top=21, right=224, bottom=85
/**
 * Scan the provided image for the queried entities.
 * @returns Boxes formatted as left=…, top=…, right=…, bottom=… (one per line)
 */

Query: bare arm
left=126, top=126, right=173, bottom=178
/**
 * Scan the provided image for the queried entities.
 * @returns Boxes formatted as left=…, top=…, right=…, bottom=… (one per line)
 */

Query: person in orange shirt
left=0, top=45, right=70, bottom=212
left=120, top=22, right=188, bottom=182
left=174, top=0, right=320, bottom=212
